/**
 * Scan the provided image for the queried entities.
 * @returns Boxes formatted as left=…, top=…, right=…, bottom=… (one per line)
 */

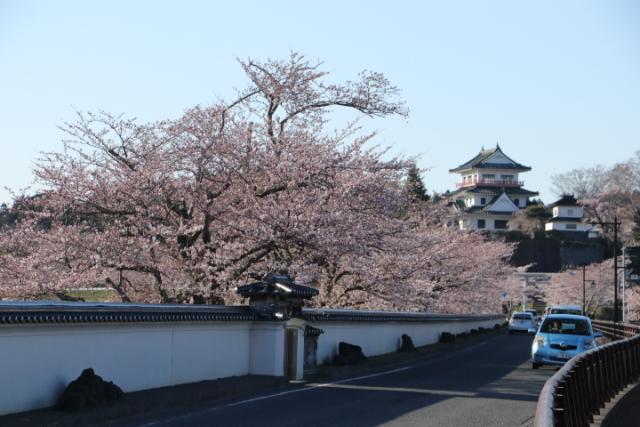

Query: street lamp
left=581, top=265, right=597, bottom=316
left=569, top=268, right=596, bottom=316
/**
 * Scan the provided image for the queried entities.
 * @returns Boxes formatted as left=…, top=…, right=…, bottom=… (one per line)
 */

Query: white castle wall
left=0, top=304, right=502, bottom=415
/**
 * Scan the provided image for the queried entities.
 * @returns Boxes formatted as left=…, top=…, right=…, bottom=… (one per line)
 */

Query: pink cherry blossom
left=0, top=54, right=514, bottom=312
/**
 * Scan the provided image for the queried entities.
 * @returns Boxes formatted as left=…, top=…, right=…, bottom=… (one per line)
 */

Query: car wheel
left=532, top=362, right=541, bottom=369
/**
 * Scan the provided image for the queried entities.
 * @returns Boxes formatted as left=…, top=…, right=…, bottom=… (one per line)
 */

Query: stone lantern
left=235, top=273, right=319, bottom=320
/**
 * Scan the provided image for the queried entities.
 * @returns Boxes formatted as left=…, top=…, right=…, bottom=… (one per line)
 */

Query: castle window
left=480, top=197, right=486, bottom=205
left=566, top=224, right=577, bottom=230
left=494, top=220, right=508, bottom=229
left=477, top=219, right=486, bottom=229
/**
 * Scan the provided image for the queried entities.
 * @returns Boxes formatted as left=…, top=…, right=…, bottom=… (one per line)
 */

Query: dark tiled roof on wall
left=0, top=302, right=257, bottom=324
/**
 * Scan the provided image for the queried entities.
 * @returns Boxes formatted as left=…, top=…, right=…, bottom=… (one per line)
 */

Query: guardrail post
left=622, top=341, right=630, bottom=384
left=604, top=346, right=615, bottom=401
left=585, top=353, right=598, bottom=420
left=575, top=360, right=592, bottom=425
left=554, top=384, right=568, bottom=427
left=631, top=339, right=640, bottom=380
left=565, top=373, right=577, bottom=427
left=614, top=343, right=624, bottom=394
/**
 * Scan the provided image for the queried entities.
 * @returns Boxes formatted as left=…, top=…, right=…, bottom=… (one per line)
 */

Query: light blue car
left=530, top=314, right=603, bottom=369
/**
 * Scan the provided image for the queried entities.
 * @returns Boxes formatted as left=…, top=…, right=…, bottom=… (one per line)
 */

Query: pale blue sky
left=1, top=0, right=639, bottom=204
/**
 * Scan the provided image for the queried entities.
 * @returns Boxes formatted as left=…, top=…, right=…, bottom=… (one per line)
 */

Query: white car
left=508, top=311, right=536, bottom=334
left=525, top=309, right=542, bottom=325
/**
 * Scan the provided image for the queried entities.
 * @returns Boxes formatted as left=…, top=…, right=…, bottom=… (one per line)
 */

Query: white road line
left=139, top=366, right=413, bottom=426
left=226, top=366, right=413, bottom=407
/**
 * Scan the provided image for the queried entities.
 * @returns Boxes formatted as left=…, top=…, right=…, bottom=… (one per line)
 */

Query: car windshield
left=540, top=318, right=590, bottom=335
left=513, top=314, right=532, bottom=320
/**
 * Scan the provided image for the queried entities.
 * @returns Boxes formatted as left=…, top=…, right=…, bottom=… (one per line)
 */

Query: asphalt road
left=138, top=332, right=555, bottom=427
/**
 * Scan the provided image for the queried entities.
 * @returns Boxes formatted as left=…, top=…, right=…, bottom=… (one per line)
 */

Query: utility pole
left=582, top=265, right=586, bottom=315
left=613, top=216, right=619, bottom=324
left=622, top=246, right=627, bottom=322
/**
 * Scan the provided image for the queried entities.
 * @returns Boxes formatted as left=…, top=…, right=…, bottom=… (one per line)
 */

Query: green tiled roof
left=449, top=144, right=531, bottom=173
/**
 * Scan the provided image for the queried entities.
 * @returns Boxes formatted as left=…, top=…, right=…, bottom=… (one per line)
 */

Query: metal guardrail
left=534, top=321, right=640, bottom=427
left=592, top=320, right=640, bottom=340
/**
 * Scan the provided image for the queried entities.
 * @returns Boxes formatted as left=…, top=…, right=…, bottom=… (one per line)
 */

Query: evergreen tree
left=404, top=163, right=430, bottom=203
left=525, top=205, right=552, bottom=228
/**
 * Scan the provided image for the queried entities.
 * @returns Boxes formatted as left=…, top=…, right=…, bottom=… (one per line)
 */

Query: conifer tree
left=404, top=163, right=430, bottom=203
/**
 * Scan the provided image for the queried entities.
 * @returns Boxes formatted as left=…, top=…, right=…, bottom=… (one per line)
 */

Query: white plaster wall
left=460, top=170, right=521, bottom=185
left=566, top=222, right=590, bottom=231
left=475, top=168, right=520, bottom=182
left=464, top=214, right=517, bottom=231
left=545, top=222, right=590, bottom=232
left=463, top=216, right=498, bottom=231
left=468, top=195, right=491, bottom=207
left=553, top=206, right=583, bottom=218
left=490, top=194, right=518, bottom=213
left=311, top=318, right=501, bottom=365
left=249, top=323, right=285, bottom=377
left=0, top=322, right=252, bottom=415
left=0, top=315, right=503, bottom=415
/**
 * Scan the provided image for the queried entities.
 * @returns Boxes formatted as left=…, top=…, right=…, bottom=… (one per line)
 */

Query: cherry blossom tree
left=553, top=151, right=640, bottom=243
left=544, top=261, right=615, bottom=316
left=0, top=54, right=513, bottom=312
left=550, top=166, right=609, bottom=200
left=297, top=201, right=514, bottom=313
left=626, top=284, right=640, bottom=322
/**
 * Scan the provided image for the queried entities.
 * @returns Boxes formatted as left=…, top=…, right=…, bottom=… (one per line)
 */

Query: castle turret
left=449, top=144, right=538, bottom=230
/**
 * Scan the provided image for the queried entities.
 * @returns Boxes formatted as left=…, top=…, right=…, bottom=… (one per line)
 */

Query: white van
left=543, top=304, right=583, bottom=317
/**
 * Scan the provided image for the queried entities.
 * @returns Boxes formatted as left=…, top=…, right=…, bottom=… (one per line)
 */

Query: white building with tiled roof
left=449, top=144, right=539, bottom=231
left=544, top=195, right=596, bottom=235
